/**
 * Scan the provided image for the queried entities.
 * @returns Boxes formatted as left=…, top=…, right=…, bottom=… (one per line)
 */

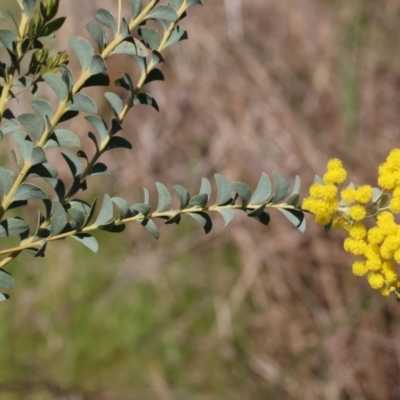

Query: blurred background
left=1, top=0, right=400, bottom=399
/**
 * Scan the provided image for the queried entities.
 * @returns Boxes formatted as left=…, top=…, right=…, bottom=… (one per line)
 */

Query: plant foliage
left=0, top=0, right=305, bottom=301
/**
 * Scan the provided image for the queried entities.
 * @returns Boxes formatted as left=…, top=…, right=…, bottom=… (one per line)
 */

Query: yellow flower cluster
left=303, top=150, right=400, bottom=300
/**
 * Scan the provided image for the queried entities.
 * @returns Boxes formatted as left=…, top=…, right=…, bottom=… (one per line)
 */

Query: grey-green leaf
left=90, top=55, right=106, bottom=76
left=251, top=173, right=271, bottom=204
left=31, top=99, right=54, bottom=122
left=155, top=182, right=171, bottom=212
left=85, top=21, right=105, bottom=52
left=85, top=115, right=108, bottom=141
left=133, top=93, right=159, bottom=112
left=189, top=212, right=212, bottom=234
left=61, top=151, right=82, bottom=177
left=68, top=93, right=97, bottom=114
left=30, top=147, right=47, bottom=165
left=141, top=219, right=159, bottom=239
left=232, top=182, right=251, bottom=206
left=69, top=36, right=94, bottom=70
left=0, top=218, right=29, bottom=238
left=95, top=8, right=117, bottom=33
left=272, top=172, right=290, bottom=203
left=130, top=203, right=151, bottom=216
left=95, top=194, right=114, bottom=226
left=138, top=27, right=160, bottom=50
left=173, top=185, right=190, bottom=209
left=199, top=178, right=211, bottom=198
left=13, top=131, right=33, bottom=160
left=215, top=174, right=232, bottom=206
left=280, top=209, right=306, bottom=233
left=218, top=208, right=234, bottom=227
left=12, top=183, right=49, bottom=202
left=166, top=26, right=188, bottom=47
left=113, top=40, right=149, bottom=58
left=104, top=92, right=123, bottom=115
left=147, top=6, right=178, bottom=21
left=0, top=167, right=13, bottom=197
left=45, top=129, right=80, bottom=148
left=43, top=73, right=68, bottom=101
left=130, top=0, right=142, bottom=19
left=0, top=269, right=15, bottom=289
left=0, top=30, right=16, bottom=51
left=170, top=0, right=184, bottom=10
left=71, top=233, right=99, bottom=252
left=0, top=293, right=10, bottom=302
left=112, top=197, right=130, bottom=219
left=188, top=193, right=208, bottom=209
left=17, top=113, right=43, bottom=141
left=50, top=201, right=67, bottom=236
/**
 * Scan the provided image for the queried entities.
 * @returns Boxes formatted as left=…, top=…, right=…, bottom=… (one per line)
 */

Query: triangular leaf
left=0, top=269, right=15, bottom=289
left=0, top=218, right=29, bottom=238
left=71, top=233, right=99, bottom=252
left=95, top=194, right=114, bottom=226
left=67, top=93, right=97, bottom=114
left=218, top=208, right=234, bottom=227
left=141, top=219, right=159, bottom=239
left=69, top=36, right=94, bottom=70
left=12, top=183, right=48, bottom=202
left=215, top=174, right=232, bottom=206
left=189, top=212, right=212, bottom=234
left=272, top=172, right=290, bottom=203
left=173, top=185, right=190, bottom=209
left=155, top=182, right=171, bottom=212
left=251, top=173, right=271, bottom=204
left=50, top=201, right=67, bottom=236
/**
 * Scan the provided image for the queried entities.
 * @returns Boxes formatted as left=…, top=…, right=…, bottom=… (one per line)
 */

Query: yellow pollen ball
left=367, top=273, right=385, bottom=290
left=352, top=260, right=368, bottom=276
left=389, top=196, right=400, bottom=213
left=340, top=187, right=356, bottom=203
left=354, top=185, right=373, bottom=203
left=349, top=205, right=366, bottom=221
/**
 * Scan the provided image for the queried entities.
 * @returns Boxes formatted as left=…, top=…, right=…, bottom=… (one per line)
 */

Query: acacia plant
left=1, top=0, right=400, bottom=303
left=0, top=0, right=306, bottom=302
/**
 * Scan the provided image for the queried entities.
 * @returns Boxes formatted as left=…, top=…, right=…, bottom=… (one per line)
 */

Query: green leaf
left=280, top=209, right=306, bottom=233
left=85, top=21, right=106, bottom=52
left=105, top=92, right=123, bottom=115
left=141, top=219, right=159, bottom=239
left=285, top=194, right=300, bottom=207
left=199, top=178, right=211, bottom=198
left=113, top=40, right=149, bottom=58
left=130, top=203, right=151, bottom=216
left=105, top=136, right=132, bottom=150
left=170, top=0, right=184, bottom=10
left=95, top=194, right=114, bottom=226
left=90, top=55, right=106, bottom=76
left=232, top=182, right=251, bottom=207
left=130, top=0, right=142, bottom=19
left=13, top=131, right=33, bottom=160
left=0, top=30, right=16, bottom=51
left=17, top=113, right=43, bottom=141
left=132, top=93, right=159, bottom=112
left=45, top=129, right=80, bottom=148
left=59, top=64, right=74, bottom=89
left=112, top=197, right=130, bottom=219
left=166, top=26, right=188, bottom=47
left=95, top=8, right=117, bottom=33
left=143, top=188, right=149, bottom=204
left=0, top=294, right=10, bottom=302
left=187, top=0, right=203, bottom=6
left=84, top=198, right=97, bottom=226
left=28, top=163, right=58, bottom=180
left=147, top=6, right=178, bottom=21
left=30, top=147, right=47, bottom=165
left=31, top=99, right=54, bottom=122
left=272, top=172, right=290, bottom=203
left=22, top=0, right=35, bottom=16
left=39, top=17, right=66, bottom=37
left=50, top=201, right=67, bottom=236
left=0, top=269, right=15, bottom=289
left=253, top=211, right=270, bottom=226
left=165, top=212, right=181, bottom=225
left=173, top=185, right=190, bottom=209
left=67, top=93, right=97, bottom=114
left=71, top=233, right=99, bottom=252
left=138, top=27, right=160, bottom=50
left=90, top=163, right=109, bottom=176
left=218, top=208, right=234, bottom=227
left=0, top=167, right=13, bottom=197
left=43, top=73, right=68, bottom=101
left=215, top=174, right=232, bottom=206
left=12, top=183, right=49, bottom=202
left=85, top=115, right=108, bottom=141
left=155, top=182, right=171, bottom=212
left=291, top=175, right=300, bottom=195
left=34, top=241, right=47, bottom=257
left=251, top=173, right=271, bottom=204
left=69, top=36, right=94, bottom=70
left=0, top=218, right=29, bottom=238
left=188, top=193, right=208, bottom=209
left=61, top=151, right=82, bottom=177
left=247, top=203, right=266, bottom=217
left=189, top=212, right=212, bottom=234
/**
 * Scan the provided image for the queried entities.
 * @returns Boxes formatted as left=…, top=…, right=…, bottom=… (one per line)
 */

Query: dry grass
left=1, top=0, right=400, bottom=399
